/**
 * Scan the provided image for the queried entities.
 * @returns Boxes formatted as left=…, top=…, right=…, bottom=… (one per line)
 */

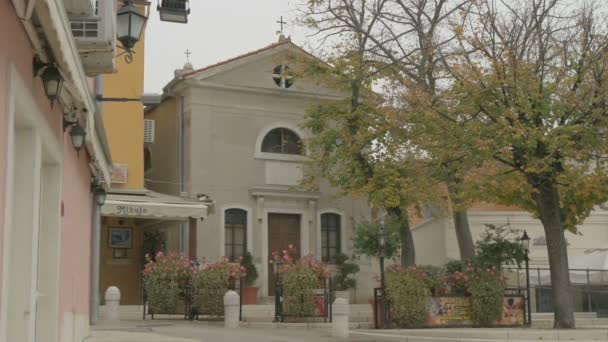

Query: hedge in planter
left=273, top=246, right=329, bottom=317
left=465, top=266, right=505, bottom=326
left=142, top=252, right=193, bottom=313
left=191, top=258, right=245, bottom=316
left=385, top=265, right=431, bottom=327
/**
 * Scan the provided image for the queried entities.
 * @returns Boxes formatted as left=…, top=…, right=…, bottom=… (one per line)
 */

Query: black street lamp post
left=378, top=217, right=386, bottom=327
left=521, top=230, right=532, bottom=326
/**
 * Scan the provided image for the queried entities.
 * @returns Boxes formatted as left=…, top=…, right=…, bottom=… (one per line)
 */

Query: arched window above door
left=261, top=127, right=303, bottom=155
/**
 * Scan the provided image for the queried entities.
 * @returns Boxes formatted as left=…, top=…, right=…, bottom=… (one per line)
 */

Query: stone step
left=241, top=315, right=373, bottom=323
left=353, top=328, right=608, bottom=341
left=238, top=321, right=374, bottom=329
left=85, top=330, right=196, bottom=342
left=532, top=312, right=598, bottom=319
left=531, top=318, right=608, bottom=328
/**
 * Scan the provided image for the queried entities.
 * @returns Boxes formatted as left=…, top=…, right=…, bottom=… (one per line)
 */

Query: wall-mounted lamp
left=117, top=0, right=148, bottom=63
left=91, top=178, right=107, bottom=206
left=64, top=119, right=86, bottom=155
left=33, top=56, right=64, bottom=108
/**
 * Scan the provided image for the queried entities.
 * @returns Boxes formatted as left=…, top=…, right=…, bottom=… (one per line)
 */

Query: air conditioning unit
left=70, top=0, right=116, bottom=76
left=144, top=119, right=155, bottom=144
left=63, top=0, right=96, bottom=17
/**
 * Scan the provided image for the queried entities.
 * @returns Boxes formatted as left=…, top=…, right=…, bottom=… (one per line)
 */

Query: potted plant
left=331, top=253, right=359, bottom=303
left=240, top=251, right=259, bottom=304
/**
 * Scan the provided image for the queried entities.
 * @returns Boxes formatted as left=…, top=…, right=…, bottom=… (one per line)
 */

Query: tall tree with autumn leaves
left=298, top=1, right=440, bottom=266
left=445, top=0, right=608, bottom=328
left=299, top=0, right=478, bottom=263
left=301, top=0, right=608, bottom=329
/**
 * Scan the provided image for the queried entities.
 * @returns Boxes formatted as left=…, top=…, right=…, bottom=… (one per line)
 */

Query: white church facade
left=145, top=39, right=375, bottom=300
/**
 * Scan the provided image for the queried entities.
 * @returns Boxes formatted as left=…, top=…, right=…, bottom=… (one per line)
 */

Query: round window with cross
left=272, top=64, right=294, bottom=88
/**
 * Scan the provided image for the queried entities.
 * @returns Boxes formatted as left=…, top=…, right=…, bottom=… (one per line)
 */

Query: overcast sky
left=144, top=1, right=309, bottom=93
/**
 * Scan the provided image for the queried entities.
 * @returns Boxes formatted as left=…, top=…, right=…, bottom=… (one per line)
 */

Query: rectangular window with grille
left=71, top=20, right=99, bottom=38
left=225, top=209, right=247, bottom=262
left=321, top=213, right=341, bottom=263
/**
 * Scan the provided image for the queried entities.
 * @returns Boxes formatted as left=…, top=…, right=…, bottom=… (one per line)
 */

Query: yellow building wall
left=102, top=26, right=146, bottom=189
left=144, top=97, right=179, bottom=195
left=100, top=217, right=143, bottom=305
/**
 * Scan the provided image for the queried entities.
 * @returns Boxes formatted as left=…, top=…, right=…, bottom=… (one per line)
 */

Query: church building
left=144, top=38, right=375, bottom=301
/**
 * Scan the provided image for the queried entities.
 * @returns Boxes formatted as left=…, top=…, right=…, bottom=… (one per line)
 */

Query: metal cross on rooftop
left=276, top=16, right=287, bottom=35
left=184, top=49, right=192, bottom=62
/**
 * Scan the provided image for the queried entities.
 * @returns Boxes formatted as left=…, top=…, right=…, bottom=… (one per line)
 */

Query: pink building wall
left=0, top=0, right=95, bottom=335
left=59, top=136, right=93, bottom=328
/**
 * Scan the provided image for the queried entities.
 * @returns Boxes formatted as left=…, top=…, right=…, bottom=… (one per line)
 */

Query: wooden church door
left=268, top=213, right=301, bottom=295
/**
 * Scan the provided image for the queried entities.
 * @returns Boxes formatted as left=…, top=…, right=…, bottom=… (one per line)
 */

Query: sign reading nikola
left=115, top=205, right=149, bottom=216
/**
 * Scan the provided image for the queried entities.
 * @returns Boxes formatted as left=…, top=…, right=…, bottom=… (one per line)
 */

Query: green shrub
left=273, top=246, right=329, bottom=317
left=385, top=265, right=431, bottom=327
left=240, top=251, right=258, bottom=287
left=331, top=253, right=360, bottom=291
left=191, top=259, right=245, bottom=316
left=466, top=268, right=505, bottom=326
left=353, top=219, right=401, bottom=259
left=418, top=265, right=448, bottom=295
left=142, top=252, right=192, bottom=313
left=475, top=223, right=526, bottom=269
left=282, top=263, right=319, bottom=317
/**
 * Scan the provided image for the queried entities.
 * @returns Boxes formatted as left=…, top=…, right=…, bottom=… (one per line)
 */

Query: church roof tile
left=182, top=40, right=292, bottom=78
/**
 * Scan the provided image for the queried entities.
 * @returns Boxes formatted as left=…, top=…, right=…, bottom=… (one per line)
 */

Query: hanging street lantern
left=69, top=122, right=87, bottom=155
left=33, top=56, right=64, bottom=109
left=116, top=0, right=148, bottom=63
left=520, top=230, right=530, bottom=252
left=94, top=187, right=107, bottom=206
left=157, top=0, right=190, bottom=24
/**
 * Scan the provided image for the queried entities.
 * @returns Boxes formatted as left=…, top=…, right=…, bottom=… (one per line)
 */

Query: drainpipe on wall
left=178, top=95, right=186, bottom=254
left=89, top=75, right=104, bottom=324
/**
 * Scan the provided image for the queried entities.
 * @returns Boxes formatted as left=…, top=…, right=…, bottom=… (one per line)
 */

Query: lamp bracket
left=116, top=45, right=135, bottom=64
left=91, top=176, right=102, bottom=192
left=33, top=55, right=49, bottom=77
left=63, top=116, right=78, bottom=131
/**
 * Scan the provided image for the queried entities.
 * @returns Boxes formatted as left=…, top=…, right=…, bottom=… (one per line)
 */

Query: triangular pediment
left=183, top=41, right=346, bottom=98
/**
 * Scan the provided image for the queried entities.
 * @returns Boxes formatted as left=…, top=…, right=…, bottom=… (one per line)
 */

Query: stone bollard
left=224, top=290, right=240, bottom=329
left=104, top=286, right=121, bottom=321
left=332, top=297, right=350, bottom=338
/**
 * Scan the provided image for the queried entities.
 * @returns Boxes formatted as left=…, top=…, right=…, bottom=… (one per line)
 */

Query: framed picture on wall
left=109, top=227, right=132, bottom=249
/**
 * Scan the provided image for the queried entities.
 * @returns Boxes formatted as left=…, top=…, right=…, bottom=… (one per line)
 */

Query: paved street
left=89, top=320, right=608, bottom=342
left=90, top=320, right=396, bottom=342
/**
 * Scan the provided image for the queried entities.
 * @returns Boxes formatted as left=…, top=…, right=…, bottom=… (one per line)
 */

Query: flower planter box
left=373, top=295, right=526, bottom=328
left=241, top=287, right=258, bottom=305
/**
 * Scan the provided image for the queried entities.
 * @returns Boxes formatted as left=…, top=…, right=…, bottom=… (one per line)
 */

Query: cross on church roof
left=276, top=16, right=287, bottom=35
left=185, top=49, right=192, bottom=62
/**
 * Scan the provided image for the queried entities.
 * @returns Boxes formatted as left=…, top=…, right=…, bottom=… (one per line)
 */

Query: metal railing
left=503, top=267, right=608, bottom=315
left=142, top=279, right=243, bottom=321
left=273, top=274, right=333, bottom=323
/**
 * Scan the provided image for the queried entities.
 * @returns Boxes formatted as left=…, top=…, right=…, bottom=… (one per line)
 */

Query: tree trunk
left=451, top=209, right=476, bottom=260
left=446, top=174, right=476, bottom=260
left=533, top=181, right=575, bottom=329
left=388, top=207, right=415, bottom=266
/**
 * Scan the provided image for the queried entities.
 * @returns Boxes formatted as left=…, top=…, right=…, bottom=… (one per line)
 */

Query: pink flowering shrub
left=384, top=265, right=431, bottom=326
left=142, top=252, right=193, bottom=313
left=191, top=257, right=246, bottom=316
left=270, top=245, right=329, bottom=317
left=463, top=265, right=506, bottom=325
